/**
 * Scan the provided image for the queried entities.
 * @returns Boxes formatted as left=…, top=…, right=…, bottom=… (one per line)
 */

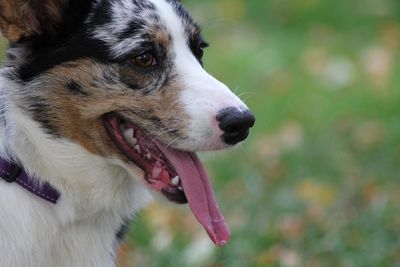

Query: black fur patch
left=17, top=34, right=112, bottom=81
left=102, top=70, right=120, bottom=85
left=16, top=0, right=110, bottom=81
left=66, top=80, right=88, bottom=96
left=89, top=0, right=113, bottom=26
left=115, top=219, right=131, bottom=241
left=122, top=81, right=140, bottom=91
left=22, top=96, right=60, bottom=136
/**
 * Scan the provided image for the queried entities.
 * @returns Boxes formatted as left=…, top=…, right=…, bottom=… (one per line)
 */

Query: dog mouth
left=103, top=113, right=230, bottom=246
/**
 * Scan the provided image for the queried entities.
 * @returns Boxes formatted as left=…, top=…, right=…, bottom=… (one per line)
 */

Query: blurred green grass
left=1, top=0, right=400, bottom=266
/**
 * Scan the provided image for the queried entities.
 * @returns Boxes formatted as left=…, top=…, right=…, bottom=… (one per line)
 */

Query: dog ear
left=0, top=0, right=68, bottom=43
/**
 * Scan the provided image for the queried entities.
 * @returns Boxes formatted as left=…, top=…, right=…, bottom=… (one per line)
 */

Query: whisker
left=145, top=128, right=176, bottom=142
left=237, top=91, right=253, bottom=98
left=242, top=96, right=252, bottom=102
left=158, top=137, right=180, bottom=158
left=232, top=87, right=241, bottom=95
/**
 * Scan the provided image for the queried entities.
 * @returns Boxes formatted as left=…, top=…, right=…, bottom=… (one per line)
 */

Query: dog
left=0, top=0, right=255, bottom=266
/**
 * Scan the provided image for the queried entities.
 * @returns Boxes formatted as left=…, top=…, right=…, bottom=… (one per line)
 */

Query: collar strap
left=0, top=158, right=60, bottom=204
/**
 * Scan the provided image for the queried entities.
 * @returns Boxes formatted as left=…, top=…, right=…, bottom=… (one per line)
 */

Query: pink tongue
left=162, top=148, right=231, bottom=246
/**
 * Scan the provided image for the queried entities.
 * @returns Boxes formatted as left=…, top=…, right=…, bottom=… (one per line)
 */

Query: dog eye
left=197, top=47, right=205, bottom=59
left=194, top=42, right=209, bottom=61
left=132, top=52, right=156, bottom=68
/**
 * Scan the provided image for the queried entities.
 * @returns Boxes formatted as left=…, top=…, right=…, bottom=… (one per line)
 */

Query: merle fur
left=7, top=0, right=206, bottom=138
left=15, top=0, right=205, bottom=81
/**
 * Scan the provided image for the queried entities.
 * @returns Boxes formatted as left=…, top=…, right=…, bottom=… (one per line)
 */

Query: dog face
left=1, top=0, right=255, bottom=245
left=4, top=0, right=253, bottom=152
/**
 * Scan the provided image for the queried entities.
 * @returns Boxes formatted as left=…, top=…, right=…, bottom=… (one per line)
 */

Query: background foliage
left=1, top=0, right=400, bottom=266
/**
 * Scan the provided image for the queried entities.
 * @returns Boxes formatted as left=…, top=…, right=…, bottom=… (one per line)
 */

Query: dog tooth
left=171, top=176, right=180, bottom=186
left=127, top=138, right=137, bottom=147
left=134, top=145, right=141, bottom=153
left=145, top=153, right=152, bottom=160
left=130, top=129, right=136, bottom=138
left=123, top=129, right=138, bottom=147
left=178, top=186, right=183, bottom=191
left=123, top=128, right=133, bottom=140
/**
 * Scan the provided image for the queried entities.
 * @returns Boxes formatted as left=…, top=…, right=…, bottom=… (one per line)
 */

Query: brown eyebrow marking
left=147, top=24, right=172, bottom=49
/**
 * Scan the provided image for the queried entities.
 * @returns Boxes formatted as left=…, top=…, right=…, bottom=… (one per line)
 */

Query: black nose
left=217, top=107, right=255, bottom=145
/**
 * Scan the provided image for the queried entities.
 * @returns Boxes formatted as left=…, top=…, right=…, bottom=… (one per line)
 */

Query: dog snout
left=216, top=107, right=255, bottom=145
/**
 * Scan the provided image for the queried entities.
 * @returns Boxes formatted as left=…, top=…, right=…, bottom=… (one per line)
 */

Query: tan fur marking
left=33, top=59, right=189, bottom=160
left=150, top=28, right=170, bottom=49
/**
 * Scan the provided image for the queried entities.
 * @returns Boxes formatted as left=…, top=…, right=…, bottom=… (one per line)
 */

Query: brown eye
left=192, top=41, right=208, bottom=62
left=197, top=46, right=205, bottom=59
left=133, top=52, right=156, bottom=68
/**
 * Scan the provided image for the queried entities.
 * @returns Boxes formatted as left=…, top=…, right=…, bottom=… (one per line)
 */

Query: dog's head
left=0, top=0, right=255, bottom=245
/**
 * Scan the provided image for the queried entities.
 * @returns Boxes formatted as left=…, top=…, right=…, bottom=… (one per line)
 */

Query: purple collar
left=0, top=158, right=60, bottom=204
